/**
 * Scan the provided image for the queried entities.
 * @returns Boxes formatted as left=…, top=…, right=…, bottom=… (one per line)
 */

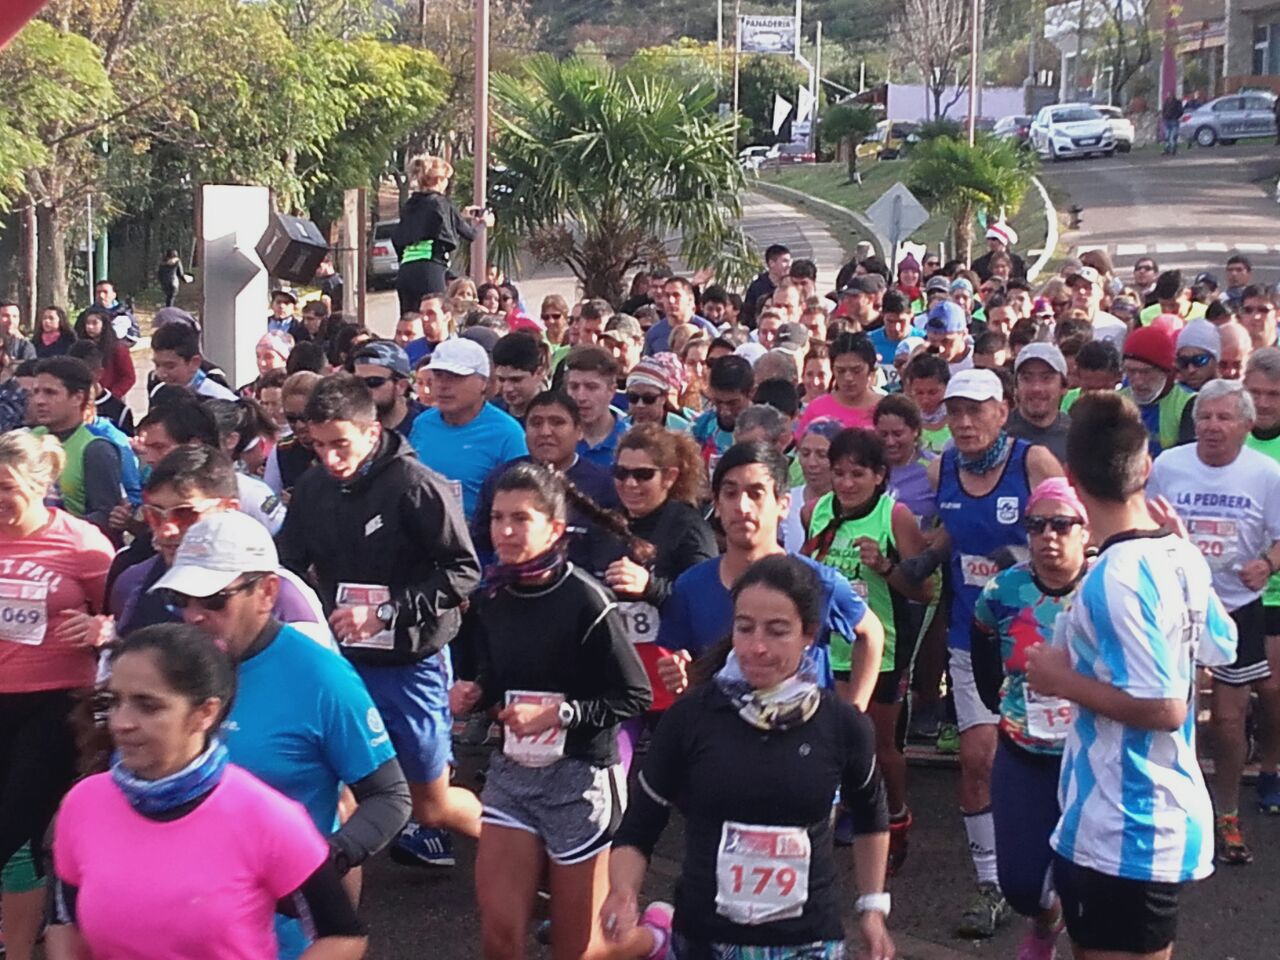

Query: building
left=1225, top=0, right=1280, bottom=92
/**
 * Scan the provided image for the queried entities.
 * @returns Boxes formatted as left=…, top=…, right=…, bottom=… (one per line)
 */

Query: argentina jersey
left=1050, top=532, right=1237, bottom=883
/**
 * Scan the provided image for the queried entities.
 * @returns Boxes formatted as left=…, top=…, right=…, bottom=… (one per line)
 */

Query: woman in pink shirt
left=49, top=624, right=366, bottom=960
left=795, top=332, right=883, bottom=437
left=0, top=431, right=114, bottom=960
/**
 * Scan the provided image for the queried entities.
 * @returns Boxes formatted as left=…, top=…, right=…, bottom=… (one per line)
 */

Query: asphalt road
left=356, top=741, right=1280, bottom=960
left=1040, top=143, right=1280, bottom=286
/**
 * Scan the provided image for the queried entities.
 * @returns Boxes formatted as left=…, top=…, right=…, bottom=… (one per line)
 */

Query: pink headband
left=1027, top=477, right=1088, bottom=524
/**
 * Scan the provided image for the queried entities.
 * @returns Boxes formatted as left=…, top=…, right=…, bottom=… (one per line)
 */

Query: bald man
left=1219, top=321, right=1252, bottom=381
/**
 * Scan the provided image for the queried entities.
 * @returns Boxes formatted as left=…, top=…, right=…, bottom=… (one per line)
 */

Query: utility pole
left=717, top=0, right=724, bottom=84
left=812, top=21, right=822, bottom=153
left=967, top=0, right=980, bottom=145
left=732, top=0, right=742, bottom=154
left=471, top=0, right=490, bottom=284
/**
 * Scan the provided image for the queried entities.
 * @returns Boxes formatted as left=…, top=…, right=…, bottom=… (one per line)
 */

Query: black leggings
left=0, top=690, right=80, bottom=876
left=396, top=259, right=449, bottom=314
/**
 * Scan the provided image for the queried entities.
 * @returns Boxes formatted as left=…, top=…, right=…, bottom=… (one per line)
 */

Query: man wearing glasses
left=1131, top=257, right=1158, bottom=298
left=353, top=340, right=424, bottom=438
left=921, top=254, right=942, bottom=280
left=1240, top=285, right=1278, bottom=350
left=1174, top=319, right=1221, bottom=393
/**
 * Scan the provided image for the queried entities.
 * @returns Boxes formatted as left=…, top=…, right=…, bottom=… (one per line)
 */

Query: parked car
left=1179, top=92, right=1277, bottom=147
left=764, top=142, right=816, bottom=166
left=738, top=145, right=770, bottom=172
left=856, top=120, right=919, bottom=160
left=1092, top=104, right=1134, bottom=152
left=1029, top=104, right=1115, bottom=160
left=368, top=218, right=399, bottom=289
left=992, top=114, right=1033, bottom=148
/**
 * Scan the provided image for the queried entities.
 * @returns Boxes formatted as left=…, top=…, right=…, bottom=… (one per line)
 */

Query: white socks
left=963, top=807, right=999, bottom=887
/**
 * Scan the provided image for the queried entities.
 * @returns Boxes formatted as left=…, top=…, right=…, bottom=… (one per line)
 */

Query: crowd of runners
left=0, top=153, right=1276, bottom=960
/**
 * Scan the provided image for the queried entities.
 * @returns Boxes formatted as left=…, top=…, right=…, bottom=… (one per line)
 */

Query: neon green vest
left=1120, top=385, right=1192, bottom=451
left=33, top=424, right=92, bottom=518
left=920, top=422, right=951, bottom=454
left=807, top=492, right=897, bottom=674
left=1247, top=430, right=1280, bottom=606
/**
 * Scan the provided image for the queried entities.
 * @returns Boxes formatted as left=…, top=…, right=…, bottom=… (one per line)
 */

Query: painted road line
left=1196, top=242, right=1229, bottom=252
left=1155, top=242, right=1190, bottom=253
left=1116, top=243, right=1148, bottom=256
left=1236, top=243, right=1270, bottom=253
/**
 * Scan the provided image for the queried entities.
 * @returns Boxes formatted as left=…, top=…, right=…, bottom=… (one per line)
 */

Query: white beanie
left=1176, top=318, right=1221, bottom=360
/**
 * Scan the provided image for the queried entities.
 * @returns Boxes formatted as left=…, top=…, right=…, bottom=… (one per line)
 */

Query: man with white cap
left=1007, top=343, right=1071, bottom=462
left=972, top=223, right=1026, bottom=282
left=1065, top=267, right=1127, bottom=349
left=155, top=509, right=411, bottom=956
left=1175, top=318, right=1222, bottom=392
left=923, top=367, right=1062, bottom=938
left=408, top=336, right=527, bottom=522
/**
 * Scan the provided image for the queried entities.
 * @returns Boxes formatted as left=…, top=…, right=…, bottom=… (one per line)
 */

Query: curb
left=1027, top=175, right=1058, bottom=282
left=751, top=179, right=890, bottom=261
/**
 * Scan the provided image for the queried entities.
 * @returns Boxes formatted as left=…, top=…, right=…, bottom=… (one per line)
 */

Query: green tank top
left=920, top=422, right=951, bottom=454
left=32, top=424, right=92, bottom=518
left=807, top=491, right=897, bottom=673
left=1247, top=430, right=1280, bottom=606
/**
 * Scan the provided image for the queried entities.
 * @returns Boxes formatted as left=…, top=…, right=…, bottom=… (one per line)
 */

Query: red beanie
left=1123, top=323, right=1176, bottom=372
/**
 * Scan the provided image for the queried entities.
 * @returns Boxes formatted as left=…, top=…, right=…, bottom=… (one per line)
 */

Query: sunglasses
left=613, top=465, right=660, bottom=483
left=285, top=412, right=306, bottom=424
left=142, top=501, right=219, bottom=529
left=163, top=575, right=265, bottom=613
left=1024, top=515, right=1084, bottom=535
left=361, top=375, right=396, bottom=389
left=1176, top=353, right=1213, bottom=370
left=541, top=312, right=564, bottom=321
left=923, top=260, right=940, bottom=268
left=626, top=392, right=663, bottom=406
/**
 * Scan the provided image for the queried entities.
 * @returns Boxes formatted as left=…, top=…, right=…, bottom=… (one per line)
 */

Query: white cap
left=944, top=368, right=1005, bottom=403
left=427, top=337, right=490, bottom=378
left=734, top=341, right=767, bottom=366
left=151, top=511, right=278, bottom=598
left=1014, top=342, right=1068, bottom=377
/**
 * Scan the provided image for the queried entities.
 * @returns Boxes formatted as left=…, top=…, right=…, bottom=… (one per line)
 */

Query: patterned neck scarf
left=715, top=648, right=823, bottom=732
left=482, top=537, right=570, bottom=597
left=111, top=737, right=229, bottom=816
left=958, top=429, right=1011, bottom=475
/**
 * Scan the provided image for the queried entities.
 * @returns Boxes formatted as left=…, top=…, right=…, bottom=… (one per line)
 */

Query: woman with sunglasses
left=802, top=428, right=932, bottom=867
left=48, top=624, right=367, bottom=960
left=969, top=478, right=1090, bottom=960
left=0, top=432, right=115, bottom=960
left=624, top=354, right=692, bottom=432
left=450, top=462, right=652, bottom=960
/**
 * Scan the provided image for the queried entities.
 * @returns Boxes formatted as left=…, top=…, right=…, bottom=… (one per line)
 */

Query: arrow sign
left=866, top=182, right=930, bottom=269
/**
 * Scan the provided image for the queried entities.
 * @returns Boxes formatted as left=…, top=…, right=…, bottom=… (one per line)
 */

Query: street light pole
left=732, top=0, right=742, bottom=155
left=966, top=0, right=980, bottom=146
left=471, top=0, right=490, bottom=284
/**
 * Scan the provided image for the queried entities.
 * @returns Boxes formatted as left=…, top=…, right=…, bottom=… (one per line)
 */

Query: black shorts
left=1266, top=603, right=1280, bottom=638
left=0, top=690, right=80, bottom=873
left=1212, top=598, right=1269, bottom=686
left=1053, top=855, right=1181, bottom=955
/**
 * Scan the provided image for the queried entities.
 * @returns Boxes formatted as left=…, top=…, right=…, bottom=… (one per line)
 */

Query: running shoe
left=956, top=882, right=1011, bottom=939
left=887, top=809, right=913, bottom=876
left=935, top=723, right=960, bottom=755
left=1257, top=771, right=1280, bottom=815
left=1215, top=813, right=1253, bottom=865
left=832, top=807, right=855, bottom=847
left=1016, top=918, right=1061, bottom=960
left=389, top=824, right=456, bottom=868
left=639, top=901, right=674, bottom=960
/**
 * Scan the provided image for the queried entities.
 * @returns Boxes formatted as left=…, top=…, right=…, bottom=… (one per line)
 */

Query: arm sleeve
left=840, top=706, right=890, bottom=835
left=565, top=603, right=653, bottom=729
left=328, top=759, right=411, bottom=870
left=822, top=568, right=869, bottom=643
left=81, top=440, right=123, bottom=534
left=612, top=701, right=690, bottom=855
left=276, top=487, right=311, bottom=579
left=451, top=203, right=478, bottom=244
left=112, top=344, right=136, bottom=397
left=396, top=478, right=482, bottom=637
left=284, top=861, right=365, bottom=940
left=643, top=518, right=718, bottom=608
left=970, top=594, right=1005, bottom=716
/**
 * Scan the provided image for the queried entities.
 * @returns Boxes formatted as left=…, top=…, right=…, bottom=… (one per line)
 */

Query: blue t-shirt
left=657, top=554, right=868, bottom=685
left=577, top=412, right=628, bottom=469
left=409, top=402, right=528, bottom=520
left=405, top=338, right=432, bottom=368
left=224, top=623, right=395, bottom=834
left=868, top=324, right=925, bottom=368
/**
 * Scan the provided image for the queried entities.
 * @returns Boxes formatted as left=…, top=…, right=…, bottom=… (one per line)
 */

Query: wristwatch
left=557, top=701, right=575, bottom=728
left=375, top=602, right=396, bottom=626
left=855, top=892, right=891, bottom=917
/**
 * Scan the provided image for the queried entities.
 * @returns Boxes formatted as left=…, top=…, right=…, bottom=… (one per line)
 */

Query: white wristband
left=855, top=892, right=891, bottom=917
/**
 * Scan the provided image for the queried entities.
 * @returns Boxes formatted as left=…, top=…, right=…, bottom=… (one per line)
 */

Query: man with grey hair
left=732, top=403, right=792, bottom=456
left=1149, top=376, right=1280, bottom=864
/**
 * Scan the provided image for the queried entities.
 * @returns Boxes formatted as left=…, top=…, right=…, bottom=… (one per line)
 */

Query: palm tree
left=489, top=55, right=756, bottom=303
left=906, top=134, right=1037, bottom=261
left=820, top=103, right=878, bottom=184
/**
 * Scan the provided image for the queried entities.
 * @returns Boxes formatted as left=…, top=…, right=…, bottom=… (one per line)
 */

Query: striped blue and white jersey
left=1050, top=531, right=1237, bottom=884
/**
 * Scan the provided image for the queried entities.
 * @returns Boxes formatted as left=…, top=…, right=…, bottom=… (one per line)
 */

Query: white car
left=1029, top=104, right=1116, bottom=161
left=1093, top=104, right=1134, bottom=152
left=738, top=145, right=770, bottom=172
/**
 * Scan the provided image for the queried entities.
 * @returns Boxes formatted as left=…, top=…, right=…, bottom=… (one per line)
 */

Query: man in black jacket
left=279, top=374, right=482, bottom=869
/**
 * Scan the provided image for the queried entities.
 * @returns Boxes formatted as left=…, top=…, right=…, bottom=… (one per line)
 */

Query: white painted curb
left=752, top=179, right=890, bottom=261
left=1027, top=175, right=1058, bottom=283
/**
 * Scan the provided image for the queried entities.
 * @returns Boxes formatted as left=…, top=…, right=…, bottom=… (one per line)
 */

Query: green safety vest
left=1120, top=385, right=1191, bottom=451
left=33, top=424, right=93, bottom=518
left=1247, top=430, right=1280, bottom=606
left=921, top=422, right=951, bottom=454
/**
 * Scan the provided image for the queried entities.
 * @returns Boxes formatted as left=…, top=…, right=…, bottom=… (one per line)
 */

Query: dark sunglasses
left=541, top=312, right=564, bottom=320
left=361, top=375, right=396, bottom=389
left=1024, top=515, right=1084, bottom=536
left=923, top=260, right=940, bottom=267
left=626, top=392, right=663, bottom=406
left=285, top=412, right=306, bottom=424
left=1175, top=353, right=1213, bottom=370
left=164, top=575, right=265, bottom=613
left=613, top=465, right=660, bottom=483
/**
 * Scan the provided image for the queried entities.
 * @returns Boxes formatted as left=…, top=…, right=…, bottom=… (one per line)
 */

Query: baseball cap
left=775, top=322, right=810, bottom=354
left=1194, top=271, right=1220, bottom=290
left=271, top=287, right=299, bottom=304
left=950, top=277, right=974, bottom=296
left=944, top=368, right=1005, bottom=403
left=603, top=314, right=644, bottom=344
left=838, top=275, right=885, bottom=297
left=428, top=337, right=491, bottom=378
left=894, top=336, right=925, bottom=360
left=459, top=327, right=501, bottom=356
left=1066, top=266, right=1103, bottom=289
left=153, top=306, right=201, bottom=333
left=734, top=342, right=767, bottom=366
left=353, top=340, right=411, bottom=378
left=1014, top=342, right=1067, bottom=377
left=925, top=300, right=968, bottom=334
left=151, top=512, right=278, bottom=598
left=924, top=275, right=951, bottom=295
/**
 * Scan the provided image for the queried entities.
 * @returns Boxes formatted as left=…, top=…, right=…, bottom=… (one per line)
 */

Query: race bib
left=960, top=554, right=1000, bottom=589
left=446, top=480, right=464, bottom=510
left=503, top=691, right=566, bottom=768
left=715, top=822, right=811, bottom=925
left=1189, top=518, right=1238, bottom=573
left=335, top=583, right=395, bottom=650
left=0, top=579, right=48, bottom=646
left=617, top=601, right=660, bottom=644
left=1025, top=688, right=1073, bottom=741
left=851, top=578, right=869, bottom=599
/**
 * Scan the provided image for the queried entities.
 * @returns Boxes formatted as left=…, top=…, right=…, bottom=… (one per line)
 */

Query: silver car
left=1179, top=92, right=1277, bottom=147
left=368, top=218, right=399, bottom=289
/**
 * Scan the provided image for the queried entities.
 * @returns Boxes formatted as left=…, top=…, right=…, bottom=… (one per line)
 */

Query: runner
left=971, top=478, right=1090, bottom=960
left=1147, top=378, right=1280, bottom=864
left=795, top=333, right=882, bottom=434
left=1026, top=391, right=1236, bottom=960
left=449, top=461, right=652, bottom=960
left=48, top=624, right=367, bottom=960
left=901, top=353, right=951, bottom=454
left=1120, top=324, right=1194, bottom=456
left=691, top=356, right=755, bottom=472
left=603, top=555, right=894, bottom=960
left=278, top=374, right=482, bottom=869
left=150, top=322, right=237, bottom=401
left=353, top=340, right=426, bottom=438
left=782, top=418, right=842, bottom=554
left=263, top=371, right=322, bottom=497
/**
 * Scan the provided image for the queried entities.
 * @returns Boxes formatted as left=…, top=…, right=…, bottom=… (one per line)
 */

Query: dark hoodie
left=278, top=429, right=481, bottom=665
left=391, top=191, right=476, bottom=264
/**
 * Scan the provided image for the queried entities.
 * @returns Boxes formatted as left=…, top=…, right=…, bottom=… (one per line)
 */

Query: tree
left=906, top=134, right=1035, bottom=261
left=738, top=54, right=810, bottom=144
left=890, top=0, right=971, bottom=120
left=624, top=38, right=726, bottom=101
left=819, top=103, right=877, bottom=183
left=490, top=55, right=755, bottom=303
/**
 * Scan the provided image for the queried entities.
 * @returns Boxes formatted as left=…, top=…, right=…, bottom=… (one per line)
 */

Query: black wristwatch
left=375, top=601, right=396, bottom=626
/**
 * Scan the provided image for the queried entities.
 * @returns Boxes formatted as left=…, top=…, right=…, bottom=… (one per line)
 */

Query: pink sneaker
left=638, top=901, right=674, bottom=960
left=1016, top=919, right=1060, bottom=960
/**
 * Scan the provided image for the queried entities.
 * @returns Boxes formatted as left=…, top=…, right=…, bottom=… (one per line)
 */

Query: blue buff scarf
left=958, top=429, right=1011, bottom=475
left=714, top=648, right=823, bottom=732
left=111, top=737, right=229, bottom=816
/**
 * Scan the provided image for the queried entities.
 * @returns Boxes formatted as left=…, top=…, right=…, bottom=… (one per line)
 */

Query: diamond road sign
left=866, top=182, right=930, bottom=248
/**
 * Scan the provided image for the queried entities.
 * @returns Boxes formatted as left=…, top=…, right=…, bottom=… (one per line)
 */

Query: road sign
left=866, top=182, right=930, bottom=269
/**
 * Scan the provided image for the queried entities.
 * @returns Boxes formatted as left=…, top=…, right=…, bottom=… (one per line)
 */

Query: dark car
left=993, top=114, right=1033, bottom=148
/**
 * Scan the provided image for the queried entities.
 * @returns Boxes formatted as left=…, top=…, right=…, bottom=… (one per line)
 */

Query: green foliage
left=623, top=38, right=726, bottom=101
left=738, top=55, right=810, bottom=145
left=819, top=103, right=877, bottom=182
left=491, top=55, right=756, bottom=302
left=914, top=117, right=964, bottom=143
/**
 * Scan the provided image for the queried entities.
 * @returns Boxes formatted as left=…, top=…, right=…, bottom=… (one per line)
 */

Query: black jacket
left=278, top=430, right=481, bottom=665
left=391, top=191, right=476, bottom=263
left=589, top=498, right=718, bottom=609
